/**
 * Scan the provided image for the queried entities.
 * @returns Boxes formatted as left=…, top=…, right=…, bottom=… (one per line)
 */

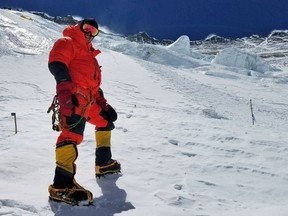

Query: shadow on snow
left=49, top=175, right=135, bottom=216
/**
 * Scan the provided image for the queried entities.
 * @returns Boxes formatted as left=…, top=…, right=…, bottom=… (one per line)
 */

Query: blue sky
left=1, top=0, right=288, bottom=40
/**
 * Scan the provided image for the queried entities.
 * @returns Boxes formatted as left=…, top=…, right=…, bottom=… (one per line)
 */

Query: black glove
left=96, top=88, right=117, bottom=121
left=106, top=104, right=118, bottom=122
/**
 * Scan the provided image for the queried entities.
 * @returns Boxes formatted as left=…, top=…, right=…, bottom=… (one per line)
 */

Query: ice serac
left=167, top=35, right=191, bottom=55
left=212, top=47, right=276, bottom=74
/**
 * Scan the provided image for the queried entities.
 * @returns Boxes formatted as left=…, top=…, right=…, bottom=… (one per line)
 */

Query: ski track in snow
left=1, top=8, right=288, bottom=216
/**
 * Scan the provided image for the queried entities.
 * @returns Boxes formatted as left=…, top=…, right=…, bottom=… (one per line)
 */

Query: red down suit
left=48, top=24, right=113, bottom=145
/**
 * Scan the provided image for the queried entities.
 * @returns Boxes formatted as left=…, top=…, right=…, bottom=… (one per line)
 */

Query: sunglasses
left=82, top=23, right=99, bottom=37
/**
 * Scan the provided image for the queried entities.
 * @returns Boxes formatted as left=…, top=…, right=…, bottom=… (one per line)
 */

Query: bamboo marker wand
left=250, top=99, right=256, bottom=125
left=11, top=112, right=17, bottom=134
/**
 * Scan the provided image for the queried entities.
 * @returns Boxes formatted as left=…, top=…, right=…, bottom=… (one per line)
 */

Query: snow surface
left=1, top=9, right=288, bottom=216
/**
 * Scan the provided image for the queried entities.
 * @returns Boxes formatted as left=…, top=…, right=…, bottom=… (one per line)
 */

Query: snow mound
left=167, top=35, right=190, bottom=55
left=212, top=48, right=276, bottom=74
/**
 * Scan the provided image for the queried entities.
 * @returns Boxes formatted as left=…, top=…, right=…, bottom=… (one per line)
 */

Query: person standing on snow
left=47, top=18, right=121, bottom=205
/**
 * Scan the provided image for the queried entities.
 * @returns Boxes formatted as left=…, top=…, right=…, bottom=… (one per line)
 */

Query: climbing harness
left=47, top=89, right=94, bottom=131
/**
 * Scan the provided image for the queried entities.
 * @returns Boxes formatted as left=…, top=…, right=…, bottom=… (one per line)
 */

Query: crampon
left=96, top=159, right=121, bottom=178
left=48, top=185, right=93, bottom=206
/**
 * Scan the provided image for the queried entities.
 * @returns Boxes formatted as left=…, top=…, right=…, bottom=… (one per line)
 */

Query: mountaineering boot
left=95, top=130, right=121, bottom=177
left=48, top=182, right=93, bottom=206
left=48, top=142, right=93, bottom=205
left=95, top=159, right=121, bottom=177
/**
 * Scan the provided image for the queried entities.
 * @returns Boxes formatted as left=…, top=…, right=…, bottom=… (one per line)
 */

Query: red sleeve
left=48, top=37, right=74, bottom=67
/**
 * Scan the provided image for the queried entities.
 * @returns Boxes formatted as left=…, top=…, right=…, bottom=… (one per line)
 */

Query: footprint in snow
left=168, top=139, right=179, bottom=146
left=116, top=126, right=128, bottom=132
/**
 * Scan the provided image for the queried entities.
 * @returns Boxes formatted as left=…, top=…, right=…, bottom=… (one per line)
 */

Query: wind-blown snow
left=1, top=8, right=288, bottom=216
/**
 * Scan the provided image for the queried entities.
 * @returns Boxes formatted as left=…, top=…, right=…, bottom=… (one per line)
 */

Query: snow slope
left=1, top=9, right=288, bottom=216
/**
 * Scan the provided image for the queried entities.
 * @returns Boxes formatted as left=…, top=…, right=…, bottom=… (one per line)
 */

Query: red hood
left=63, top=24, right=87, bottom=47
left=62, top=24, right=100, bottom=57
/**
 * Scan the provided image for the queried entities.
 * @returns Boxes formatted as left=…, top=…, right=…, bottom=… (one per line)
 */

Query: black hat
left=80, top=18, right=98, bottom=32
